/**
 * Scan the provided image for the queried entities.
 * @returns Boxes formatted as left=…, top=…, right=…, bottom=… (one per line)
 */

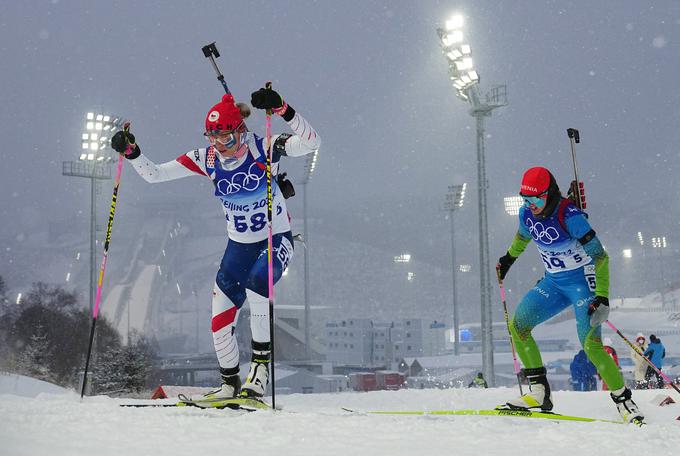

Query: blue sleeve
left=582, top=235, right=606, bottom=260
left=564, top=210, right=593, bottom=240
left=517, top=207, right=531, bottom=239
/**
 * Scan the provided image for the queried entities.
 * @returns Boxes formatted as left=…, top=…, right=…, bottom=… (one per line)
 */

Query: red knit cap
left=520, top=167, right=551, bottom=196
left=205, top=94, right=243, bottom=133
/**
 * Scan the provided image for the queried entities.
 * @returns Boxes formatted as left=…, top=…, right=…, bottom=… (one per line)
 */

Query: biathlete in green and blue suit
left=496, top=166, right=643, bottom=424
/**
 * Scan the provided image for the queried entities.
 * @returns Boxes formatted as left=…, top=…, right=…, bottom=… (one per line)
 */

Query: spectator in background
left=468, top=372, right=488, bottom=388
left=631, top=334, right=648, bottom=389
left=570, top=349, right=597, bottom=391
left=601, top=337, right=620, bottom=391
left=644, top=334, right=666, bottom=389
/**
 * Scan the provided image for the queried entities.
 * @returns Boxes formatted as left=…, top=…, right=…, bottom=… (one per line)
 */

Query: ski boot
left=240, top=341, right=271, bottom=398
left=191, top=366, right=241, bottom=402
left=502, top=367, right=553, bottom=411
left=611, top=387, right=645, bottom=425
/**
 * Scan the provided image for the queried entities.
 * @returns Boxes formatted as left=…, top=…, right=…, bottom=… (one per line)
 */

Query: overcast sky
left=2, top=1, right=680, bottom=318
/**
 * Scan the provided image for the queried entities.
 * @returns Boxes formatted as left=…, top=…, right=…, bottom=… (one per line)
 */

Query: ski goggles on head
left=520, top=191, right=548, bottom=208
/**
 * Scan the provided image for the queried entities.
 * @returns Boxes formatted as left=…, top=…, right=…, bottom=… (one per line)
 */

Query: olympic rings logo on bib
left=526, top=218, right=560, bottom=244
left=216, top=162, right=266, bottom=195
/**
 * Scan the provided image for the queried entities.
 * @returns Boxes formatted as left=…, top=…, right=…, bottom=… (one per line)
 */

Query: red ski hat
left=520, top=167, right=552, bottom=196
left=205, top=94, right=243, bottom=133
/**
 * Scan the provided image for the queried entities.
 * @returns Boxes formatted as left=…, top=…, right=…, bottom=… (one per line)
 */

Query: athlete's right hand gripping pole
left=496, top=267, right=524, bottom=395
left=566, top=128, right=586, bottom=210
left=605, top=320, right=680, bottom=396
left=202, top=42, right=231, bottom=95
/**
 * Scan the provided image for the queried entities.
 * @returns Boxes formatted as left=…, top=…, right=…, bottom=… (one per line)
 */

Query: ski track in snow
left=1, top=388, right=679, bottom=456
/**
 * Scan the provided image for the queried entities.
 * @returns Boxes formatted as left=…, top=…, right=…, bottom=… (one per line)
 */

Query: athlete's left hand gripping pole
left=496, top=267, right=523, bottom=395
left=80, top=123, right=131, bottom=399
left=264, top=82, right=276, bottom=410
left=202, top=42, right=231, bottom=95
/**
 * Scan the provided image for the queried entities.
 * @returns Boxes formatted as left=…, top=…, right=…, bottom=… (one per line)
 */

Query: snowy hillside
left=1, top=383, right=679, bottom=456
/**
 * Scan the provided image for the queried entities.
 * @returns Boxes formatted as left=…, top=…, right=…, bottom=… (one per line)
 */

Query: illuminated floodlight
left=87, top=112, right=94, bottom=120
left=81, top=143, right=88, bottom=150
left=622, top=249, right=632, bottom=259
left=103, top=115, right=110, bottom=122
left=87, top=153, right=95, bottom=160
left=468, top=70, right=479, bottom=81
left=447, top=49, right=462, bottom=60
left=652, top=236, right=667, bottom=249
left=79, top=153, right=87, bottom=160
left=16, top=293, right=22, bottom=305
left=458, top=183, right=467, bottom=207
left=446, top=30, right=464, bottom=45
left=96, top=114, right=103, bottom=121
left=89, top=142, right=98, bottom=150
left=637, top=231, right=644, bottom=246
left=461, top=74, right=472, bottom=84
left=459, top=264, right=471, bottom=272
left=82, top=133, right=89, bottom=140
left=504, top=196, right=524, bottom=215
left=86, top=122, right=94, bottom=130
left=407, top=272, right=416, bottom=282
left=394, top=253, right=412, bottom=263
left=461, top=44, right=471, bottom=54
left=446, top=15, right=464, bottom=31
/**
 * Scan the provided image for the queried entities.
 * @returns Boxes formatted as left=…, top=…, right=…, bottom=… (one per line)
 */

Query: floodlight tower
left=299, top=149, right=319, bottom=358
left=652, top=236, right=668, bottom=308
left=63, top=113, right=124, bottom=312
left=443, top=183, right=466, bottom=355
left=437, top=15, right=508, bottom=385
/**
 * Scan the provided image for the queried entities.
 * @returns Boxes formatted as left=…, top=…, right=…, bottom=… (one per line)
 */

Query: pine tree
left=16, top=325, right=54, bottom=382
left=92, top=334, right=153, bottom=395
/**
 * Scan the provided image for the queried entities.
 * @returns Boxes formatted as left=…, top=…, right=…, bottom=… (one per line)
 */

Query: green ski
left=341, top=408, right=624, bottom=424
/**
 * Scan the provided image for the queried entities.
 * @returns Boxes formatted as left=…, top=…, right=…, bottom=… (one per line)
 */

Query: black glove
left=496, top=252, right=517, bottom=281
left=276, top=173, right=296, bottom=199
left=251, top=87, right=284, bottom=111
left=588, top=296, right=609, bottom=327
left=111, top=130, right=141, bottom=160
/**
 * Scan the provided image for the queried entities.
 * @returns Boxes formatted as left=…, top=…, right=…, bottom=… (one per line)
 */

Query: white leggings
left=211, top=284, right=270, bottom=369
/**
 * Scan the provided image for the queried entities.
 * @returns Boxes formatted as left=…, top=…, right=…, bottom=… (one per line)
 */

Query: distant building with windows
left=325, top=318, right=449, bottom=369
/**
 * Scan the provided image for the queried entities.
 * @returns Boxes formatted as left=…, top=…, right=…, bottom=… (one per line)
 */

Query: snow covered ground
left=1, top=381, right=679, bottom=456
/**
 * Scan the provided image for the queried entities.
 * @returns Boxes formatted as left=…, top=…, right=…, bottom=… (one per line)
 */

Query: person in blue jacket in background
left=643, top=334, right=666, bottom=389
left=570, top=349, right=597, bottom=391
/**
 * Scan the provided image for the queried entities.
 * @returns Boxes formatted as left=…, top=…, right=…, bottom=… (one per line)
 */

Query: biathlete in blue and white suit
left=496, top=167, right=643, bottom=424
left=111, top=87, right=320, bottom=401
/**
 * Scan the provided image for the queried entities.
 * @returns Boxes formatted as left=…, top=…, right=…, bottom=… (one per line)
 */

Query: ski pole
left=496, top=267, right=523, bottom=395
left=605, top=320, right=680, bottom=396
left=202, top=42, right=231, bottom=95
left=264, top=81, right=276, bottom=409
left=80, top=124, right=131, bottom=398
left=566, top=128, right=586, bottom=210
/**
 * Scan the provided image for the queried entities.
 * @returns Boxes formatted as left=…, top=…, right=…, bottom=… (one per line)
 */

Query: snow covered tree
left=15, top=325, right=54, bottom=382
left=6, top=282, right=121, bottom=387
left=92, top=332, right=155, bottom=395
